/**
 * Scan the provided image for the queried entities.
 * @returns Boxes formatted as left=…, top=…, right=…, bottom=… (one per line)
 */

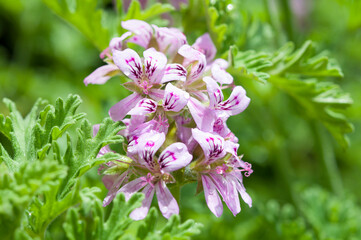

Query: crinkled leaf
left=0, top=95, right=84, bottom=171
left=56, top=117, right=124, bottom=198
left=27, top=181, right=81, bottom=235
left=0, top=160, right=67, bottom=239
left=137, top=208, right=202, bottom=240
left=63, top=192, right=143, bottom=240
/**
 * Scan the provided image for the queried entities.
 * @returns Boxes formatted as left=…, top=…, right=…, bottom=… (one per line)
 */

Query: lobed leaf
left=267, top=41, right=343, bottom=78
left=229, top=45, right=272, bottom=83
left=56, top=117, right=124, bottom=198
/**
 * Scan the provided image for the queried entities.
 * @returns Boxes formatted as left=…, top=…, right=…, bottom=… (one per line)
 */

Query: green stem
left=278, top=0, right=294, bottom=42
left=272, top=138, right=297, bottom=202
left=312, top=122, right=343, bottom=195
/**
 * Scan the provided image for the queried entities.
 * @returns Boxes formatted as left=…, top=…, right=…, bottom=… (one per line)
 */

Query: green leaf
left=56, top=117, right=124, bottom=198
left=27, top=181, right=81, bottom=236
left=298, top=186, right=361, bottom=240
left=269, top=76, right=353, bottom=148
left=229, top=45, right=272, bottom=83
left=42, top=0, right=111, bottom=50
left=137, top=208, right=202, bottom=240
left=0, top=95, right=84, bottom=171
left=0, top=95, right=124, bottom=238
left=63, top=192, right=143, bottom=240
left=0, top=113, right=12, bottom=140
left=0, top=160, right=67, bottom=239
left=267, top=41, right=343, bottom=78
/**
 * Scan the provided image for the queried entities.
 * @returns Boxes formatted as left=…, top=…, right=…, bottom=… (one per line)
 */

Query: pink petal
left=211, top=63, right=233, bottom=85
left=213, top=58, right=229, bottom=69
left=192, top=33, right=216, bottom=63
left=136, top=131, right=166, bottom=170
left=203, top=76, right=223, bottom=108
left=163, top=83, right=189, bottom=112
left=212, top=112, right=231, bottom=138
left=121, top=20, right=153, bottom=48
left=127, top=98, right=158, bottom=116
left=116, top=177, right=148, bottom=201
left=158, top=142, right=192, bottom=172
left=218, top=86, right=250, bottom=115
left=109, top=93, right=143, bottom=121
left=129, top=184, right=155, bottom=220
left=119, top=115, right=147, bottom=138
left=161, top=64, right=187, bottom=83
left=209, top=173, right=228, bottom=200
left=155, top=181, right=179, bottom=219
left=231, top=171, right=252, bottom=207
left=178, top=45, right=206, bottom=82
left=187, top=97, right=216, bottom=132
left=224, top=141, right=239, bottom=157
left=113, top=49, right=143, bottom=83
left=92, top=124, right=100, bottom=136
left=224, top=175, right=241, bottom=216
left=192, top=128, right=226, bottom=163
left=143, top=48, right=167, bottom=84
left=102, top=171, right=129, bottom=206
left=175, top=116, right=197, bottom=152
left=153, top=25, right=187, bottom=56
left=202, top=175, right=223, bottom=217
left=109, top=32, right=132, bottom=51
left=84, top=64, right=120, bottom=86
left=148, top=88, right=165, bottom=101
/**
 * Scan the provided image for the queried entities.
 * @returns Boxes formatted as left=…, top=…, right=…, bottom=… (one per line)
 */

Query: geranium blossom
left=113, top=131, right=192, bottom=220
left=86, top=19, right=253, bottom=220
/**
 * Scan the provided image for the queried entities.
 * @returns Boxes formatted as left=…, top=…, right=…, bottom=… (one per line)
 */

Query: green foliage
left=0, top=95, right=125, bottom=238
left=55, top=117, right=123, bottom=198
left=0, top=160, right=67, bottom=239
left=268, top=76, right=353, bottom=148
left=230, top=40, right=353, bottom=148
left=42, top=0, right=175, bottom=51
left=297, top=187, right=361, bottom=240
left=42, top=0, right=111, bottom=50
left=267, top=41, right=343, bottom=78
left=229, top=45, right=272, bottom=83
left=137, top=208, right=202, bottom=240
left=267, top=42, right=353, bottom=148
left=63, top=192, right=143, bottom=240
left=235, top=186, right=361, bottom=240
left=123, top=0, right=174, bottom=21
left=63, top=192, right=202, bottom=240
left=0, top=95, right=84, bottom=171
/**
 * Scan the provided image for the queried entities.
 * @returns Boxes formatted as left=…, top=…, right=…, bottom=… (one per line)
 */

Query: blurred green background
left=1, top=0, right=361, bottom=239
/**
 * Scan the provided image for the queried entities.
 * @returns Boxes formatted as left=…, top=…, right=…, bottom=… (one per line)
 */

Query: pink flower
left=111, top=131, right=192, bottom=220
left=108, top=48, right=187, bottom=121
left=191, top=128, right=252, bottom=217
left=204, top=76, right=250, bottom=116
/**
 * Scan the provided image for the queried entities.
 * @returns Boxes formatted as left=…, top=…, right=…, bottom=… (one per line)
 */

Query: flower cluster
left=85, top=20, right=253, bottom=220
